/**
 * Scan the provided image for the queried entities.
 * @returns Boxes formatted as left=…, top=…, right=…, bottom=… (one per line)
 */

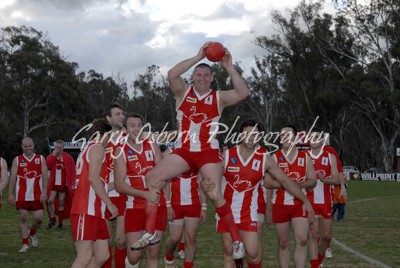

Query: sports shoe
left=319, top=264, right=325, bottom=268
left=178, top=250, right=186, bottom=260
left=130, top=232, right=160, bottom=250
left=19, top=244, right=29, bottom=253
left=325, top=247, right=333, bottom=258
left=47, top=220, right=56, bottom=230
left=164, top=257, right=175, bottom=268
left=29, top=234, right=38, bottom=247
left=57, top=223, right=63, bottom=229
left=232, top=241, right=245, bottom=260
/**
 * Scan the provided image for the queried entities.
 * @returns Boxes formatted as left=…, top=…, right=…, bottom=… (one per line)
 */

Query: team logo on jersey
left=322, top=157, right=329, bottom=166
left=227, top=167, right=240, bottom=172
left=145, top=150, right=154, bottom=161
left=279, top=163, right=288, bottom=168
left=128, top=149, right=134, bottom=155
left=298, top=158, right=304, bottom=167
left=252, top=159, right=261, bottom=171
left=230, top=158, right=238, bottom=164
left=20, top=162, right=27, bottom=167
left=128, top=155, right=138, bottom=161
left=186, top=97, right=197, bottom=103
left=35, top=158, right=40, bottom=165
left=205, top=95, right=213, bottom=105
left=279, top=155, right=284, bottom=161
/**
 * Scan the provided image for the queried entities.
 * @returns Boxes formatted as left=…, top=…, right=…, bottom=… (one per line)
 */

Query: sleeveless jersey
left=71, top=143, right=109, bottom=218
left=175, top=86, right=221, bottom=152
left=221, top=145, right=267, bottom=224
left=307, top=149, right=334, bottom=205
left=105, top=132, right=127, bottom=197
left=171, top=170, right=200, bottom=206
left=53, top=155, right=67, bottom=186
left=256, top=146, right=268, bottom=215
left=272, top=149, right=308, bottom=206
left=16, top=154, right=44, bottom=201
left=123, top=139, right=165, bottom=209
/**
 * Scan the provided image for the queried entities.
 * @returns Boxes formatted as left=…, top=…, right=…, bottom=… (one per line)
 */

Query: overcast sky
left=0, top=0, right=337, bottom=83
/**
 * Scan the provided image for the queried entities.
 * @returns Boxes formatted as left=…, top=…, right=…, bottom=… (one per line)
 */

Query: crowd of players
left=0, top=42, right=348, bottom=268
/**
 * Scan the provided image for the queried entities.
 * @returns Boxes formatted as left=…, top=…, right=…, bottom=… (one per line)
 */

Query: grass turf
left=0, top=180, right=399, bottom=267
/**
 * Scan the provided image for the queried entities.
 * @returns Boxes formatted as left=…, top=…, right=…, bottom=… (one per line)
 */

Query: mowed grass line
left=1, top=180, right=399, bottom=267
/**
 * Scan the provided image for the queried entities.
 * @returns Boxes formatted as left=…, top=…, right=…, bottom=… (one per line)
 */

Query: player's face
left=241, top=126, right=259, bottom=150
left=108, top=107, right=124, bottom=130
left=280, top=127, right=295, bottom=149
left=22, top=140, right=34, bottom=156
left=126, top=117, right=143, bottom=142
left=54, top=143, right=64, bottom=155
left=192, top=67, right=213, bottom=92
left=310, top=131, right=324, bottom=149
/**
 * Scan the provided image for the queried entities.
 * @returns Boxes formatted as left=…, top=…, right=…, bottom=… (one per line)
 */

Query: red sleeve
left=46, top=155, right=57, bottom=170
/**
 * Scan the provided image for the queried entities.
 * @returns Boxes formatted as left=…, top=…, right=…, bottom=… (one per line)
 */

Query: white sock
left=125, top=257, right=139, bottom=268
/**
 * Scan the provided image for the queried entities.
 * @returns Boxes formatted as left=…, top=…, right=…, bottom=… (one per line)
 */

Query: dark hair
left=281, top=124, right=298, bottom=135
left=123, top=113, right=145, bottom=128
left=88, top=118, right=112, bottom=136
left=105, top=103, right=123, bottom=117
left=194, top=63, right=212, bottom=73
left=239, top=119, right=265, bottom=133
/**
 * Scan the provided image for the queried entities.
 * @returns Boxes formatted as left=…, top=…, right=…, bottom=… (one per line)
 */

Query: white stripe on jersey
left=25, top=177, right=35, bottom=201
left=88, top=187, right=96, bottom=216
left=313, top=180, right=325, bottom=204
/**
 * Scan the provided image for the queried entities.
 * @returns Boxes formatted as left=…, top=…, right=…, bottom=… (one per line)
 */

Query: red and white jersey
left=171, top=171, right=200, bottom=206
left=53, top=156, right=67, bottom=186
left=71, top=142, right=109, bottom=218
left=220, top=145, right=267, bottom=224
left=306, top=149, right=334, bottom=205
left=272, top=149, right=308, bottom=206
left=15, top=154, right=44, bottom=201
left=175, top=86, right=221, bottom=152
left=105, top=132, right=127, bottom=198
left=256, top=146, right=268, bottom=215
left=122, top=139, right=165, bottom=209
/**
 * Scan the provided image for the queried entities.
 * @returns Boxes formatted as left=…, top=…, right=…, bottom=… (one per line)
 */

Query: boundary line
left=332, top=195, right=400, bottom=268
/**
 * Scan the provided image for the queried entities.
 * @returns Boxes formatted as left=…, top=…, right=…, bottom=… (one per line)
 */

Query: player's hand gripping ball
left=205, top=42, right=225, bottom=62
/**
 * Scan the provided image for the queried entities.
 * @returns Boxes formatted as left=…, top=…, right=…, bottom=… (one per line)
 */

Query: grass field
left=0, top=180, right=399, bottom=267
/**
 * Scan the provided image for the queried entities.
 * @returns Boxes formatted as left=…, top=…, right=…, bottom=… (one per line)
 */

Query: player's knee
left=127, top=251, right=140, bottom=265
left=223, top=244, right=233, bottom=257
left=322, top=233, right=332, bottom=243
left=97, top=250, right=110, bottom=265
left=116, top=237, right=126, bottom=249
left=47, top=198, right=55, bottom=205
left=20, top=214, right=28, bottom=223
left=245, top=247, right=259, bottom=261
left=278, top=238, right=290, bottom=249
left=146, top=247, right=159, bottom=260
left=296, top=235, right=308, bottom=247
left=185, top=233, right=196, bottom=245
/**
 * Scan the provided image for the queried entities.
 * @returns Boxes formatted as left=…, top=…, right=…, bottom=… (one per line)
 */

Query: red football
left=205, top=42, right=225, bottom=62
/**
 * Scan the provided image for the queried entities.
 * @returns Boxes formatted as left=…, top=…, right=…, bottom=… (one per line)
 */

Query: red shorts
left=70, top=214, right=109, bottom=241
left=125, top=206, right=167, bottom=233
left=216, top=220, right=258, bottom=233
left=312, top=203, right=332, bottom=219
left=51, top=184, right=68, bottom=193
left=173, top=148, right=221, bottom=171
left=172, top=203, right=201, bottom=219
left=105, top=195, right=127, bottom=219
left=272, top=203, right=307, bottom=223
left=16, top=200, right=44, bottom=211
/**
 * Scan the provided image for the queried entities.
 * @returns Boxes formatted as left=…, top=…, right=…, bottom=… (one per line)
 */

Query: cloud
left=0, top=0, right=338, bottom=82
